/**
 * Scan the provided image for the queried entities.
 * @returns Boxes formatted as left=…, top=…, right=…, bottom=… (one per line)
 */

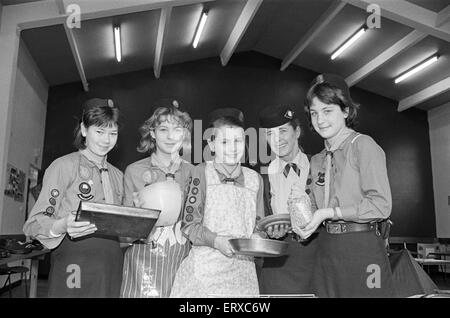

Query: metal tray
left=256, top=213, right=291, bottom=232
left=229, top=238, right=289, bottom=258
left=76, top=201, right=160, bottom=239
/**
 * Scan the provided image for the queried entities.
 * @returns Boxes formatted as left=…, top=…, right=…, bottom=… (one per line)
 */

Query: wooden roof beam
left=220, top=0, right=263, bottom=67
left=342, top=0, right=450, bottom=42
left=154, top=6, right=172, bottom=78
left=346, top=30, right=426, bottom=87
left=397, top=77, right=450, bottom=112
left=280, top=0, right=346, bottom=71
left=55, top=0, right=88, bottom=91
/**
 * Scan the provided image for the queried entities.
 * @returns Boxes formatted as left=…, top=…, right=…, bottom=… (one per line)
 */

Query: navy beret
left=310, top=73, right=352, bottom=102
left=83, top=98, right=114, bottom=111
left=153, top=97, right=181, bottom=109
left=259, top=104, right=297, bottom=128
left=207, top=108, right=244, bottom=126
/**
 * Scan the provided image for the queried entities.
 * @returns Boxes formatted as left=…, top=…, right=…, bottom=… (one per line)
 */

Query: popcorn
left=288, top=193, right=312, bottom=230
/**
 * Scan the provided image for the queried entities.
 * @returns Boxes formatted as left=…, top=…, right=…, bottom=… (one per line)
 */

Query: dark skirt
left=311, top=228, right=395, bottom=298
left=258, top=233, right=318, bottom=295
left=48, top=235, right=123, bottom=298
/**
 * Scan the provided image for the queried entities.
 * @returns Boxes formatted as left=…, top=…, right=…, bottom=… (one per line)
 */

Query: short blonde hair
left=137, top=105, right=193, bottom=155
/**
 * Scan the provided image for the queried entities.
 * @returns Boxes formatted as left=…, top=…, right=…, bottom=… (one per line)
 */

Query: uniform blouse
left=309, top=132, right=392, bottom=222
left=23, top=151, right=123, bottom=249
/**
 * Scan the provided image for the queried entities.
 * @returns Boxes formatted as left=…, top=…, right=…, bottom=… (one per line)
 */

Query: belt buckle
left=327, top=223, right=347, bottom=234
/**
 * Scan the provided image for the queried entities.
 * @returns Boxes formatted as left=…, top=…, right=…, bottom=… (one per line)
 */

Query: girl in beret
left=120, top=99, right=194, bottom=298
left=170, top=108, right=265, bottom=297
left=299, top=74, right=394, bottom=297
left=23, top=98, right=124, bottom=297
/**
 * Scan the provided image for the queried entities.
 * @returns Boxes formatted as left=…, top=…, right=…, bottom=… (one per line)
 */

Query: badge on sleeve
left=44, top=206, right=55, bottom=217
left=316, top=172, right=325, bottom=186
left=51, top=189, right=59, bottom=198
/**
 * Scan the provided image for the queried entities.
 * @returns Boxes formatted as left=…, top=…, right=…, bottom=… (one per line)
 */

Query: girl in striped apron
left=120, top=100, right=194, bottom=298
left=298, top=74, right=395, bottom=297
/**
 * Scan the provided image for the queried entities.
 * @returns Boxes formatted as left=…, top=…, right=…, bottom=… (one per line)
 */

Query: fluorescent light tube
left=114, top=26, right=122, bottom=62
left=193, top=11, right=208, bottom=49
left=394, top=55, right=439, bottom=84
left=331, top=26, right=367, bottom=60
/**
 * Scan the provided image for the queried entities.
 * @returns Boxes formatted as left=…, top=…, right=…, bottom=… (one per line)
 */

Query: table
left=428, top=252, right=450, bottom=259
left=0, top=249, right=50, bottom=298
left=414, top=258, right=450, bottom=281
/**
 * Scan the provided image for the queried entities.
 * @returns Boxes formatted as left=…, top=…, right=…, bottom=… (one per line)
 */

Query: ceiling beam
left=220, top=0, right=263, bottom=66
left=436, top=5, right=450, bottom=27
left=55, top=0, right=88, bottom=91
left=280, top=0, right=346, bottom=71
left=346, top=30, right=426, bottom=87
left=397, top=77, right=450, bottom=112
left=342, top=0, right=450, bottom=42
left=154, top=6, right=172, bottom=79
left=18, top=0, right=215, bottom=30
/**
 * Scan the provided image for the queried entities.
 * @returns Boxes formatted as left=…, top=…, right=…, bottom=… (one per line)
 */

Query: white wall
left=1, top=39, right=48, bottom=234
left=428, top=102, right=450, bottom=238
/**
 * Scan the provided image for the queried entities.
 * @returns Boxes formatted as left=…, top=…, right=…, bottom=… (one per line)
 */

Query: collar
left=324, top=128, right=354, bottom=152
left=268, top=150, right=308, bottom=175
left=150, top=153, right=182, bottom=174
left=212, top=161, right=245, bottom=187
left=79, top=150, right=107, bottom=169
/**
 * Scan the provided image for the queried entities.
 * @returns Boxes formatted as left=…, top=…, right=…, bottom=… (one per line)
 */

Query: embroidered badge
left=284, top=109, right=294, bottom=119
left=193, top=178, right=200, bottom=186
left=50, top=189, right=59, bottom=198
left=44, top=206, right=55, bottom=216
left=77, top=193, right=94, bottom=201
left=191, top=187, right=198, bottom=195
left=79, top=165, right=92, bottom=180
left=185, top=214, right=194, bottom=222
left=186, top=206, right=194, bottom=214
left=49, top=197, right=56, bottom=206
left=79, top=182, right=91, bottom=194
left=316, top=172, right=325, bottom=186
left=189, top=196, right=196, bottom=204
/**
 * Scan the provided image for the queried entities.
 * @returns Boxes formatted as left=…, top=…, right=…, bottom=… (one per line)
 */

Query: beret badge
left=284, top=109, right=294, bottom=119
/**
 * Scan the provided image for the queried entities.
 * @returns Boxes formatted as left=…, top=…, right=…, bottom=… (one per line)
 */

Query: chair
left=0, top=265, right=29, bottom=298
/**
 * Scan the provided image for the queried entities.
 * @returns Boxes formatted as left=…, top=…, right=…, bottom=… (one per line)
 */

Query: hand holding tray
left=76, top=201, right=160, bottom=239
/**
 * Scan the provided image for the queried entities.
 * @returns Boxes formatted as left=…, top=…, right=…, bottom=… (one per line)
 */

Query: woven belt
left=325, top=222, right=380, bottom=235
